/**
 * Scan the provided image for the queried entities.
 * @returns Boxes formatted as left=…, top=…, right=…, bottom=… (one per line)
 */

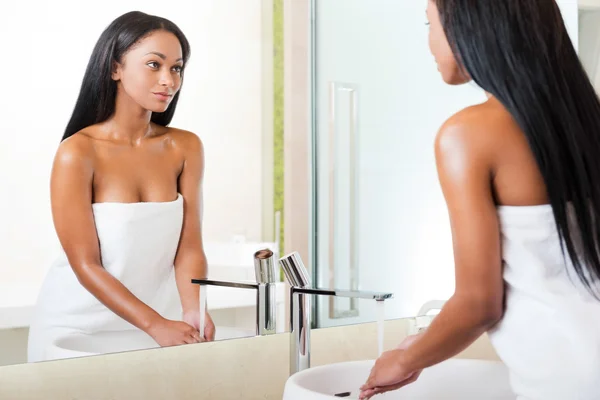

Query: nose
left=158, top=70, right=175, bottom=88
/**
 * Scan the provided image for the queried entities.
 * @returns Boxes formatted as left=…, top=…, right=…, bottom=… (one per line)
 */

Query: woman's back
left=446, top=98, right=600, bottom=398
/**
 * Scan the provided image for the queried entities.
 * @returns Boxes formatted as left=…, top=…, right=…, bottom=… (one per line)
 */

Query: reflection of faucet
left=279, top=251, right=393, bottom=375
left=191, top=249, right=278, bottom=336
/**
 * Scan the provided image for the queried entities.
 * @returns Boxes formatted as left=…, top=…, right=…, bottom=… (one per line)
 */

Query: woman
left=28, top=11, right=215, bottom=363
left=361, top=1, right=600, bottom=399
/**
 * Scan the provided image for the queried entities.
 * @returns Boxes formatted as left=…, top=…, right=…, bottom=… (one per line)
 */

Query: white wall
left=0, top=0, right=266, bottom=288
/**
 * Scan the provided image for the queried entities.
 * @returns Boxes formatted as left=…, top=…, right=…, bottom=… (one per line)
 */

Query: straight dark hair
left=61, top=11, right=190, bottom=142
left=435, top=0, right=600, bottom=297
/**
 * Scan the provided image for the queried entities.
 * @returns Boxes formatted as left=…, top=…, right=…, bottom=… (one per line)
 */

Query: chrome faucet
left=191, top=249, right=278, bottom=336
left=279, top=251, right=393, bottom=374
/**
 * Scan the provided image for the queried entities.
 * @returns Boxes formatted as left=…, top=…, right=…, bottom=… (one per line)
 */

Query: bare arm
left=172, top=131, right=208, bottom=316
left=397, top=111, right=505, bottom=372
left=50, top=137, right=162, bottom=332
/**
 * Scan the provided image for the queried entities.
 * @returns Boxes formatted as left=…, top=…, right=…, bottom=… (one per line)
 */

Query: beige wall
left=579, top=9, right=600, bottom=91
left=0, top=328, right=28, bottom=366
left=0, top=318, right=498, bottom=400
left=282, top=0, right=311, bottom=327
left=283, top=0, right=310, bottom=261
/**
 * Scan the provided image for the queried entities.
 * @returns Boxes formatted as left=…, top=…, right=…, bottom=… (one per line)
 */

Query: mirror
left=288, top=0, right=600, bottom=332
left=3, top=0, right=600, bottom=368
left=0, top=0, right=286, bottom=366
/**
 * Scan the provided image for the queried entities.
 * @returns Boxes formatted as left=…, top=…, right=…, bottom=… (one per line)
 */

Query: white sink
left=46, top=326, right=255, bottom=361
left=283, top=358, right=515, bottom=399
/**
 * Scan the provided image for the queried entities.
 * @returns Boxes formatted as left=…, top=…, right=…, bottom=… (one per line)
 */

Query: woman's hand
left=359, top=334, right=423, bottom=399
left=147, top=317, right=202, bottom=347
left=183, top=309, right=216, bottom=341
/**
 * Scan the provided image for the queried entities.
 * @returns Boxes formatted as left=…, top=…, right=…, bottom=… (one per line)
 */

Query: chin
left=440, top=71, right=470, bottom=86
left=442, top=76, right=462, bottom=85
left=148, top=104, right=171, bottom=113
left=435, top=61, right=467, bottom=85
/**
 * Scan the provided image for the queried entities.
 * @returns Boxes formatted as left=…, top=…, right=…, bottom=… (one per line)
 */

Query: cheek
left=430, top=32, right=460, bottom=75
left=122, top=69, right=151, bottom=94
left=174, top=75, right=183, bottom=91
left=429, top=28, right=447, bottom=61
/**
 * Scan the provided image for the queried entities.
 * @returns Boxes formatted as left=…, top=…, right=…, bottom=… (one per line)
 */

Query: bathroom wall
left=0, top=318, right=499, bottom=400
left=0, top=0, right=270, bottom=290
left=283, top=0, right=585, bottom=326
left=0, top=328, right=28, bottom=366
left=579, top=9, right=600, bottom=91
left=282, top=0, right=310, bottom=263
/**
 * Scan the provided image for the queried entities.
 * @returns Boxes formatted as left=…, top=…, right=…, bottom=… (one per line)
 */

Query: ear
left=111, top=61, right=122, bottom=81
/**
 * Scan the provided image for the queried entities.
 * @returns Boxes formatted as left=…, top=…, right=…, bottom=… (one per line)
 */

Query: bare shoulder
left=51, top=132, right=96, bottom=199
left=435, top=100, right=512, bottom=166
left=165, top=128, right=204, bottom=180
left=53, top=132, right=96, bottom=170
left=167, top=127, right=204, bottom=155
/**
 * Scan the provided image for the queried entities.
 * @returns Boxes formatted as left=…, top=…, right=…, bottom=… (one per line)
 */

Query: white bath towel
left=488, top=204, right=600, bottom=399
left=27, top=194, right=184, bottom=362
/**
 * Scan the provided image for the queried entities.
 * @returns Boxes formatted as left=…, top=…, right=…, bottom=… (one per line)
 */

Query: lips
left=153, top=92, right=173, bottom=101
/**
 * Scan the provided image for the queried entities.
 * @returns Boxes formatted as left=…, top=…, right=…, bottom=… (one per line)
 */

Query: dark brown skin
left=360, top=2, right=549, bottom=398
left=50, top=30, right=215, bottom=348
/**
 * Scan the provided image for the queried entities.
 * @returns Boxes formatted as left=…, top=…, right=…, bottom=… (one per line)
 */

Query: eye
left=147, top=61, right=159, bottom=69
left=172, top=65, right=183, bottom=73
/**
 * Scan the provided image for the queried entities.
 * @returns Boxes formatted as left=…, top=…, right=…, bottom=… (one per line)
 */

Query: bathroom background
left=1, top=0, right=599, bottom=367
left=0, top=0, right=286, bottom=365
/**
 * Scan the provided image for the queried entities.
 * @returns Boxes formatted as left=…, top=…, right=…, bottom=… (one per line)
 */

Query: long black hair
left=435, top=0, right=600, bottom=297
left=61, top=11, right=191, bottom=142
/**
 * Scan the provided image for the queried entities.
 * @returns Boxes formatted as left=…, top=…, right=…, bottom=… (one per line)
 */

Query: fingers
left=360, top=369, right=422, bottom=399
left=372, top=371, right=421, bottom=395
left=192, top=330, right=202, bottom=343
left=183, top=335, right=198, bottom=345
left=361, top=369, right=378, bottom=391
left=360, top=377, right=374, bottom=391
left=359, top=388, right=377, bottom=400
left=182, top=324, right=202, bottom=344
left=205, top=325, right=216, bottom=341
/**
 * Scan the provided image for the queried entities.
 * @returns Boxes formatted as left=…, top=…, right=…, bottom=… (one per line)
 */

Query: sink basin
left=46, top=326, right=255, bottom=361
left=283, top=358, right=515, bottom=399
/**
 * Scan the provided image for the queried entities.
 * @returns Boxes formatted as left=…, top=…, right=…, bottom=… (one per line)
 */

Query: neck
left=103, top=86, right=154, bottom=143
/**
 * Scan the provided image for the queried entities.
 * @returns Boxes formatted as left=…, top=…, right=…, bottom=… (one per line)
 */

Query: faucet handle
left=279, top=251, right=311, bottom=288
left=254, top=248, right=277, bottom=284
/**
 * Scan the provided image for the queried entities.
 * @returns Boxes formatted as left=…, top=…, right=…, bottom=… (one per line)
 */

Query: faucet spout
left=292, top=287, right=393, bottom=301
left=278, top=252, right=393, bottom=375
left=191, top=248, right=278, bottom=336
